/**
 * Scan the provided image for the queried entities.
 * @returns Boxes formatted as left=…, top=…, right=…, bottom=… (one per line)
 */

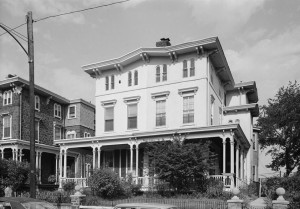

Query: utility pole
left=27, top=11, right=36, bottom=198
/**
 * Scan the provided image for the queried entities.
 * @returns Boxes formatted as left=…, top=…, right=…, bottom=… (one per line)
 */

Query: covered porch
left=54, top=124, right=250, bottom=190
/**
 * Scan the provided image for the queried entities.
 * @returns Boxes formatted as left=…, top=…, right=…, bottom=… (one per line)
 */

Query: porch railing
left=209, top=174, right=248, bottom=190
left=61, top=177, right=88, bottom=187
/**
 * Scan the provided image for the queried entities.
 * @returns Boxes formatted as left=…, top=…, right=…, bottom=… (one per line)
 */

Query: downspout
left=19, top=92, right=22, bottom=140
left=206, top=55, right=210, bottom=126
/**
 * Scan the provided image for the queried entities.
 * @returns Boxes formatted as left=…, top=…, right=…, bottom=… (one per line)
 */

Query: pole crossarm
left=0, top=24, right=28, bottom=56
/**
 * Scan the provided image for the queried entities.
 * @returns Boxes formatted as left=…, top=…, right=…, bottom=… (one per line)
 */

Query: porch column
left=230, top=137, right=234, bottom=174
left=12, top=148, right=16, bottom=160
left=75, top=155, right=79, bottom=177
left=15, top=148, right=19, bottom=161
left=119, top=150, right=122, bottom=178
left=92, top=147, right=96, bottom=170
left=130, top=145, right=133, bottom=173
left=59, top=149, right=63, bottom=188
left=55, top=154, right=59, bottom=184
left=35, top=151, right=39, bottom=170
left=97, top=146, right=101, bottom=169
left=38, top=152, right=42, bottom=183
left=236, top=144, right=240, bottom=178
left=64, top=149, right=68, bottom=178
left=0, top=149, right=3, bottom=159
left=240, top=148, right=244, bottom=180
left=222, top=137, right=226, bottom=174
left=19, top=149, right=23, bottom=162
left=136, top=144, right=139, bottom=183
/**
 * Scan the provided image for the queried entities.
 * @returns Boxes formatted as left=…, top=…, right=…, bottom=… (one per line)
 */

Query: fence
left=91, top=197, right=228, bottom=209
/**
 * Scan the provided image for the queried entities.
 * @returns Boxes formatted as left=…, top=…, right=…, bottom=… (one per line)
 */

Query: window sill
left=181, top=123, right=195, bottom=127
left=155, top=126, right=167, bottom=130
left=126, top=129, right=139, bottom=132
left=2, top=137, right=12, bottom=140
left=54, top=116, right=61, bottom=119
left=67, top=117, right=76, bottom=120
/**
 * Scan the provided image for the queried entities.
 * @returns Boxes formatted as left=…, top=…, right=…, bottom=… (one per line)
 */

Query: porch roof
left=54, top=124, right=250, bottom=149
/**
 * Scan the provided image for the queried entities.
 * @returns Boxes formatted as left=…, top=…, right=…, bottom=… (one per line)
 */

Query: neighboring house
left=54, top=37, right=260, bottom=190
left=0, top=76, right=95, bottom=185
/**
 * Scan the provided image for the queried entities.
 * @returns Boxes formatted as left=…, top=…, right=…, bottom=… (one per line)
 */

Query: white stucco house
left=54, top=37, right=259, bottom=190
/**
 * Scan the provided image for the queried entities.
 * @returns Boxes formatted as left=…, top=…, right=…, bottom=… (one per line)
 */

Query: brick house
left=0, top=76, right=95, bottom=185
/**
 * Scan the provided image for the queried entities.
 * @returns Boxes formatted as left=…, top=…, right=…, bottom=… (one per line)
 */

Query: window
left=156, top=100, right=166, bottom=126
left=35, top=95, right=40, bottom=111
left=84, top=132, right=91, bottom=137
left=66, top=131, right=76, bottom=139
left=105, top=76, right=109, bottom=90
left=183, top=96, right=194, bottom=124
left=190, top=58, right=195, bottom=76
left=54, top=126, right=61, bottom=140
left=253, top=134, right=256, bottom=150
left=127, top=103, right=137, bottom=129
left=35, top=120, right=39, bottom=143
left=156, top=66, right=160, bottom=82
left=162, top=64, right=167, bottom=81
left=128, top=72, right=132, bottom=86
left=252, top=165, right=256, bottom=180
left=211, top=95, right=215, bottom=125
left=3, top=90, right=12, bottom=105
left=134, top=70, right=138, bottom=85
left=3, top=115, right=11, bottom=138
left=54, top=103, right=61, bottom=118
left=68, top=105, right=76, bottom=118
left=111, top=75, right=115, bottom=89
left=105, top=106, right=114, bottom=132
left=183, top=60, right=188, bottom=78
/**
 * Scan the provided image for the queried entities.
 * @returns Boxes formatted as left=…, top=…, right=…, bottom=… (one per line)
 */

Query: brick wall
left=0, top=89, right=21, bottom=139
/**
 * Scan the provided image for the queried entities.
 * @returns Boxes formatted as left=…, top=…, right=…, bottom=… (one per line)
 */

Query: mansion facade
left=0, top=76, right=95, bottom=185
left=53, top=37, right=260, bottom=190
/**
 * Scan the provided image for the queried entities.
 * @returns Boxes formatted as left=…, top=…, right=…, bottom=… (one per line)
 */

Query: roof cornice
left=224, top=103, right=259, bottom=117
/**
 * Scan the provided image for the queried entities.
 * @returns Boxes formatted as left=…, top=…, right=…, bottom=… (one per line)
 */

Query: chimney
left=156, top=38, right=171, bottom=47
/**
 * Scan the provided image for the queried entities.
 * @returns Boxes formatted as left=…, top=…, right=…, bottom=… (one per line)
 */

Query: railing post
left=272, top=188, right=289, bottom=209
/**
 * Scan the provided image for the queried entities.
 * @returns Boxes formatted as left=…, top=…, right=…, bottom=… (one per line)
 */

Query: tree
left=257, top=81, right=300, bottom=176
left=145, top=134, right=215, bottom=193
left=0, top=159, right=30, bottom=193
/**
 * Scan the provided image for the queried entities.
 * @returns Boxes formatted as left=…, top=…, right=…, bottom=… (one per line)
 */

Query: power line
left=0, top=23, right=28, bottom=42
left=34, top=0, right=130, bottom=23
left=0, top=22, right=26, bottom=37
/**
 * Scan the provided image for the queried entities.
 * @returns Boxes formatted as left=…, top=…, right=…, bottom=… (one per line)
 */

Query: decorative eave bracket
left=169, top=51, right=178, bottom=63
left=140, top=53, right=150, bottom=63
left=114, top=64, right=123, bottom=72
left=93, top=69, right=101, bottom=78
left=196, top=46, right=205, bottom=57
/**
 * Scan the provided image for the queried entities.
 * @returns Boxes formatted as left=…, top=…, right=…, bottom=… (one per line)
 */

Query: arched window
left=128, top=72, right=132, bottom=86
left=134, top=70, right=138, bottom=85
left=156, top=66, right=160, bottom=82
left=105, top=76, right=109, bottom=90
left=111, top=75, right=115, bottom=89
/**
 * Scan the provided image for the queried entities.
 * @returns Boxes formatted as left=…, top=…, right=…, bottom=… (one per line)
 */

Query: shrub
left=62, top=181, right=76, bottom=192
left=47, top=175, right=56, bottom=184
left=88, top=168, right=124, bottom=199
left=37, top=191, right=71, bottom=203
left=120, top=173, right=143, bottom=197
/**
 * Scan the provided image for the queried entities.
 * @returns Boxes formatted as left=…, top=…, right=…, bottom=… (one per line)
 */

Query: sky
left=1, top=0, right=300, bottom=177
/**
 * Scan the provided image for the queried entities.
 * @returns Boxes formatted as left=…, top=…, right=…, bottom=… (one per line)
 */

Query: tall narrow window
left=35, top=95, right=40, bottom=111
left=134, top=70, right=138, bottom=85
left=156, top=100, right=166, bottom=126
left=105, top=106, right=114, bottom=132
left=3, top=90, right=12, bottom=105
left=156, top=66, right=160, bottom=82
left=3, top=115, right=11, bottom=138
left=183, top=96, right=194, bottom=124
left=162, top=64, right=167, bottom=81
left=183, top=60, right=188, bottom=78
left=128, top=103, right=137, bottom=129
left=105, top=76, right=109, bottom=90
left=128, top=72, right=132, bottom=86
left=211, top=95, right=215, bottom=125
left=190, top=58, right=195, bottom=77
left=111, top=75, right=115, bottom=89
left=54, top=126, right=61, bottom=140
left=54, top=103, right=61, bottom=118
left=68, top=105, right=76, bottom=118
left=35, top=120, right=39, bottom=143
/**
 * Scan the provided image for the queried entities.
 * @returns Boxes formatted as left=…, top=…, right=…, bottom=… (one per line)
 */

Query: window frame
left=183, top=95, right=194, bottom=124
left=134, top=70, right=138, bottom=85
left=68, top=105, right=76, bottom=119
left=162, top=64, right=167, bottom=81
left=2, top=115, right=12, bottom=139
left=54, top=103, right=62, bottom=118
left=156, top=66, right=161, bottom=82
left=54, top=125, right=62, bottom=140
left=3, top=90, right=13, bottom=106
left=183, top=60, right=188, bottom=78
left=127, top=103, right=138, bottom=129
left=104, top=106, right=114, bottom=132
left=156, top=99, right=166, bottom=127
left=35, top=119, right=40, bottom=143
left=66, top=130, right=76, bottom=139
left=111, top=75, right=115, bottom=90
left=128, top=72, right=132, bottom=86
left=35, top=95, right=40, bottom=111
left=190, top=58, right=195, bottom=77
left=105, top=76, right=109, bottom=91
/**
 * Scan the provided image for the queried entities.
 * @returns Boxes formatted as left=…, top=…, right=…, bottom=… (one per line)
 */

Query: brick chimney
left=156, top=38, right=171, bottom=47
